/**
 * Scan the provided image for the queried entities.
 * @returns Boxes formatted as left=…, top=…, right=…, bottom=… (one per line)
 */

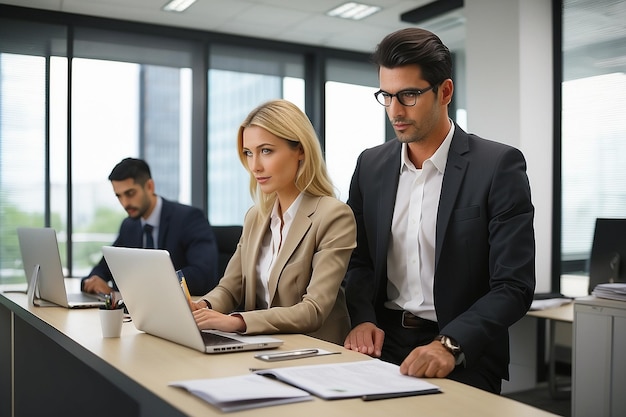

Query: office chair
left=212, top=225, right=243, bottom=277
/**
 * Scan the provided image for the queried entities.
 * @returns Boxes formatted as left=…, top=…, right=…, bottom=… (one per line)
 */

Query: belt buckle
left=401, top=311, right=418, bottom=328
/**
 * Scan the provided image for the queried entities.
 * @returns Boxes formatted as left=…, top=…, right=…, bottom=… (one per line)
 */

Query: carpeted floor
left=504, top=383, right=571, bottom=416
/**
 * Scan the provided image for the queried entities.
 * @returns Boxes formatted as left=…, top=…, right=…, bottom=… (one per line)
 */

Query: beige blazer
left=204, top=194, right=356, bottom=345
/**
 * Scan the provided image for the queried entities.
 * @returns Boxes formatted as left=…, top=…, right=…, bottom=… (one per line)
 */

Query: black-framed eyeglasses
left=374, top=86, right=436, bottom=107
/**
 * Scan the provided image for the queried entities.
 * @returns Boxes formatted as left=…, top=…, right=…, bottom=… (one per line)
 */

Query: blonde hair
left=237, top=99, right=335, bottom=214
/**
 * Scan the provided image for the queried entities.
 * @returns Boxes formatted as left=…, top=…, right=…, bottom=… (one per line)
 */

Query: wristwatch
left=435, top=335, right=464, bottom=365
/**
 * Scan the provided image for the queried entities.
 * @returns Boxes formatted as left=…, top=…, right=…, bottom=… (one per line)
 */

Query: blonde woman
left=191, top=99, right=356, bottom=345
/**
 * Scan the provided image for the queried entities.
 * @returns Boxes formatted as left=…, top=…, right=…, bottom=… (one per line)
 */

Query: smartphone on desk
left=255, top=348, right=319, bottom=362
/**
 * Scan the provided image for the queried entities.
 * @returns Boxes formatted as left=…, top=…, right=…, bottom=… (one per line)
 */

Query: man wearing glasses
left=342, top=28, right=535, bottom=394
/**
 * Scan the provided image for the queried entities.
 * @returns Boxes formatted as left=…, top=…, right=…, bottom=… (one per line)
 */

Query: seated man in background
left=82, top=157, right=219, bottom=295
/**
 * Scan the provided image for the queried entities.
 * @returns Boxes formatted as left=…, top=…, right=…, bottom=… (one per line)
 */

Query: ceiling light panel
left=162, top=0, right=197, bottom=13
left=326, top=2, right=381, bottom=20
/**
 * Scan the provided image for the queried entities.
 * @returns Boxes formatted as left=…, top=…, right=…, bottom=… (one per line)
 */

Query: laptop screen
left=588, top=218, right=626, bottom=293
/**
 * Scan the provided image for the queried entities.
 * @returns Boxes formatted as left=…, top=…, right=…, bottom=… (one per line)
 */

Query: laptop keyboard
left=68, top=292, right=102, bottom=303
left=201, top=331, right=238, bottom=345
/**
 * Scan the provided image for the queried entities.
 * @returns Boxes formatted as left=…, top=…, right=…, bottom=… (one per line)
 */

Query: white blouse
left=255, top=193, right=304, bottom=308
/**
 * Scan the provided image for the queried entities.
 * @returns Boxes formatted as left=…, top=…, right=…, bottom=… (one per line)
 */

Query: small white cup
left=99, top=308, right=124, bottom=338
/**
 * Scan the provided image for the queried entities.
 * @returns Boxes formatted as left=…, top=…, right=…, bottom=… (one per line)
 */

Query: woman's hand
left=192, top=308, right=246, bottom=333
left=190, top=299, right=209, bottom=311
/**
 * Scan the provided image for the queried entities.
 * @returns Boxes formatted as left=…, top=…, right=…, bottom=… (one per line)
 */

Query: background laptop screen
left=588, top=218, right=626, bottom=293
left=17, top=227, right=102, bottom=308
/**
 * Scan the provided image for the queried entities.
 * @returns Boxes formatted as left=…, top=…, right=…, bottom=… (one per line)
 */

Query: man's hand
left=82, top=275, right=111, bottom=295
left=399, top=340, right=456, bottom=378
left=343, top=322, right=385, bottom=357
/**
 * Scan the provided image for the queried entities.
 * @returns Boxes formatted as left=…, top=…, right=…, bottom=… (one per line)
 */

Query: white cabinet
left=573, top=297, right=626, bottom=417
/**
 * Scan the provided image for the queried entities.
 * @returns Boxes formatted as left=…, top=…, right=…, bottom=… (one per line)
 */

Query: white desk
left=1, top=284, right=559, bottom=417
left=527, top=302, right=574, bottom=399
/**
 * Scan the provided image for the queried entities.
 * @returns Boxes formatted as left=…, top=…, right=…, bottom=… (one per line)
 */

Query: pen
left=362, top=389, right=440, bottom=401
left=180, top=277, right=192, bottom=304
left=177, top=270, right=192, bottom=305
left=103, top=293, right=113, bottom=309
left=255, top=348, right=319, bottom=361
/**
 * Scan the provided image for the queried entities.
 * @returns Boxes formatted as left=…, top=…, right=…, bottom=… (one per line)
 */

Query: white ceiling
left=0, top=0, right=467, bottom=53
left=3, top=0, right=622, bottom=73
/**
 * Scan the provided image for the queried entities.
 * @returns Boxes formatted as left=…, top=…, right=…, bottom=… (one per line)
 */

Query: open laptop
left=101, top=245, right=283, bottom=353
left=16, top=227, right=104, bottom=308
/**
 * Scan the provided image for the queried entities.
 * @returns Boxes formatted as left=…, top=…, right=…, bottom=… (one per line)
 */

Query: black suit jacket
left=344, top=124, right=536, bottom=380
left=85, top=198, right=219, bottom=295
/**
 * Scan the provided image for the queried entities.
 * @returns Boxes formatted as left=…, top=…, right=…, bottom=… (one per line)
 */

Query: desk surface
left=527, top=302, right=574, bottom=322
left=1, top=283, right=558, bottom=417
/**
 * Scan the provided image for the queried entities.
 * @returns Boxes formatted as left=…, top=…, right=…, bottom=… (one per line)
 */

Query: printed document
left=170, top=358, right=439, bottom=412
left=255, top=359, right=440, bottom=399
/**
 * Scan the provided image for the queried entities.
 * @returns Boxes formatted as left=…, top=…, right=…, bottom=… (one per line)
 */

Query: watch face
left=440, top=336, right=460, bottom=354
left=437, top=335, right=464, bottom=365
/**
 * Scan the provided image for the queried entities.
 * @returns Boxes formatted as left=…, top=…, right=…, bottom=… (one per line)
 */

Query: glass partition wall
left=0, top=13, right=379, bottom=284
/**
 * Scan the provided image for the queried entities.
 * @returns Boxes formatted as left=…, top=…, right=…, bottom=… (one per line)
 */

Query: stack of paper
left=170, top=359, right=440, bottom=412
left=169, top=373, right=311, bottom=412
left=530, top=298, right=572, bottom=310
left=592, top=283, right=626, bottom=301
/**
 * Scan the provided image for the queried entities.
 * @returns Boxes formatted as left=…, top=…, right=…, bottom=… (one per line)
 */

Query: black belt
left=401, top=311, right=438, bottom=330
left=380, top=308, right=439, bottom=331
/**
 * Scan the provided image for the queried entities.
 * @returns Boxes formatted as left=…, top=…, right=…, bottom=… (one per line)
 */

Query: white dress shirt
left=385, top=123, right=454, bottom=321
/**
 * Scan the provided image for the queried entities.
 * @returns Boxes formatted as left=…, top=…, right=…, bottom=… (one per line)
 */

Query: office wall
left=465, top=0, right=553, bottom=292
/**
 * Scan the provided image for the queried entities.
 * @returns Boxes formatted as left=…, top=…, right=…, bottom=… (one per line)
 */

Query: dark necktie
left=143, top=224, right=155, bottom=249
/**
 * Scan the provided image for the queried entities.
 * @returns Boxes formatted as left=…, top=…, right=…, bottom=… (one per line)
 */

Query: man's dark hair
left=108, top=157, right=152, bottom=185
left=371, top=28, right=453, bottom=89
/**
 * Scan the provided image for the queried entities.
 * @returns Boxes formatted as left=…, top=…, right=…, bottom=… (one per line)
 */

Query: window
left=0, top=10, right=377, bottom=286
left=70, top=28, right=196, bottom=276
left=560, top=0, right=626, bottom=279
left=207, top=45, right=304, bottom=225
left=324, top=59, right=386, bottom=202
left=0, top=21, right=197, bottom=281
left=0, top=19, right=67, bottom=284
